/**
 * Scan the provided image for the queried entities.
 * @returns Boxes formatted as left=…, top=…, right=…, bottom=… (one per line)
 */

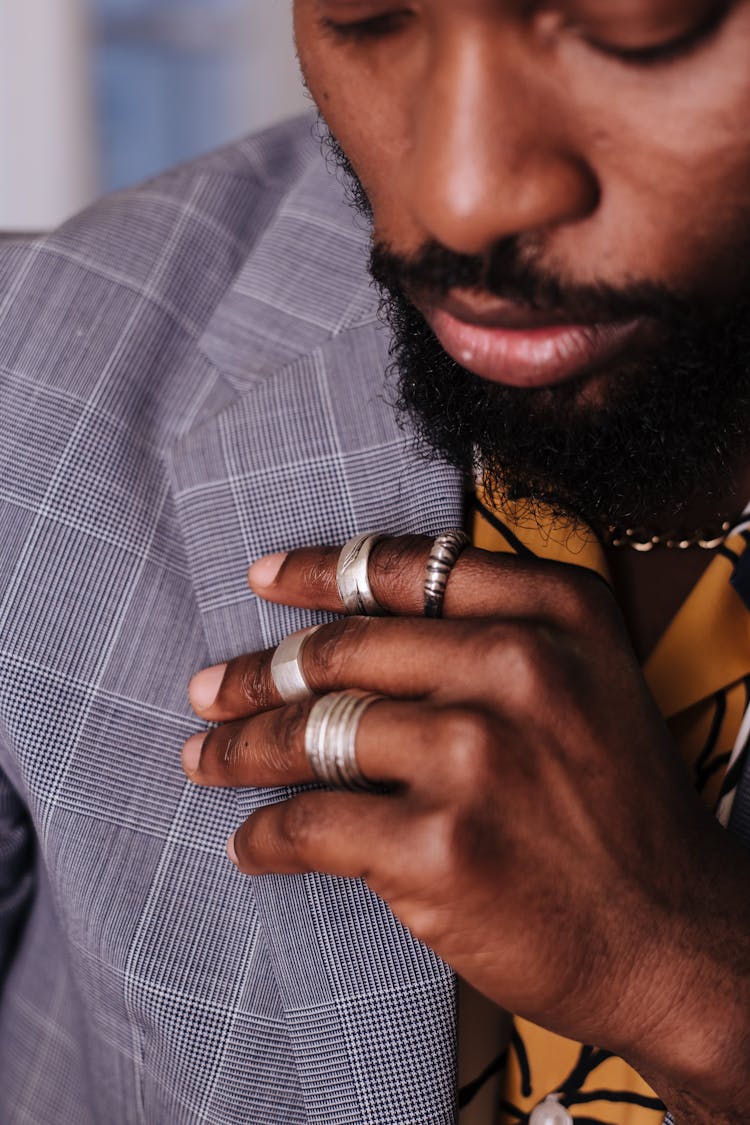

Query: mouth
left=420, top=292, right=655, bottom=389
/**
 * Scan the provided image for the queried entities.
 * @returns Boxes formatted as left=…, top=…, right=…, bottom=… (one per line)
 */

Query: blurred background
left=0, top=1, right=308, bottom=231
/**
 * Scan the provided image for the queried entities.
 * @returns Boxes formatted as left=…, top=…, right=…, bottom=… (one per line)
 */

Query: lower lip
left=427, top=307, right=645, bottom=389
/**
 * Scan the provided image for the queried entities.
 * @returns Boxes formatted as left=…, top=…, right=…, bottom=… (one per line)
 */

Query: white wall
left=0, top=1, right=307, bottom=231
left=0, top=0, right=98, bottom=230
left=238, top=4, right=309, bottom=135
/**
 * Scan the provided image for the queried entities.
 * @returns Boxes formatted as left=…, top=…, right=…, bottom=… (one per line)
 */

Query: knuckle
left=402, top=902, right=446, bottom=949
left=424, top=810, right=459, bottom=879
left=266, top=703, right=306, bottom=769
left=369, top=535, right=428, bottom=608
left=440, top=706, right=497, bottom=782
left=301, top=550, right=339, bottom=597
left=396, top=816, right=457, bottom=944
left=239, top=657, right=276, bottom=711
left=218, top=729, right=247, bottom=774
left=551, top=574, right=590, bottom=625
left=278, top=797, right=316, bottom=855
left=543, top=564, right=613, bottom=631
left=364, top=860, right=398, bottom=901
left=508, top=639, right=546, bottom=702
left=215, top=728, right=246, bottom=773
left=421, top=783, right=500, bottom=891
left=488, top=624, right=552, bottom=706
left=452, top=793, right=501, bottom=873
left=305, top=616, right=372, bottom=689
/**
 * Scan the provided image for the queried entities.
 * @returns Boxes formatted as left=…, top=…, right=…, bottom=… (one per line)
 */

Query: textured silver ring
left=270, top=626, right=321, bottom=703
left=424, top=530, right=470, bottom=618
left=336, top=533, right=388, bottom=616
left=304, top=690, right=383, bottom=791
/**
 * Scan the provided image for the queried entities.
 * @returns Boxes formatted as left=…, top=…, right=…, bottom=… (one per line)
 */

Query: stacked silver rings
left=269, top=529, right=471, bottom=792
left=305, top=690, right=383, bottom=791
left=423, top=529, right=470, bottom=617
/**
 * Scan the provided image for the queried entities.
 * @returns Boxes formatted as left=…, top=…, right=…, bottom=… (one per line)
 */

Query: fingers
left=183, top=696, right=470, bottom=792
left=228, top=789, right=415, bottom=881
left=189, top=534, right=613, bottom=724
left=248, top=535, right=610, bottom=622
left=190, top=614, right=517, bottom=723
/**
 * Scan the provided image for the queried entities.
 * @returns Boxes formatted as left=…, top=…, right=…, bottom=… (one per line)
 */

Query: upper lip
left=425, top=291, right=600, bottom=331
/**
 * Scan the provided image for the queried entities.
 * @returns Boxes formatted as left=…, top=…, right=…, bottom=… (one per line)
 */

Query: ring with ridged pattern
left=423, top=530, right=470, bottom=618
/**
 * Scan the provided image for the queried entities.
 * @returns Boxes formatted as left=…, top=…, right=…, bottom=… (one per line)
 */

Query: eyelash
left=321, top=13, right=411, bottom=42
left=322, top=3, right=730, bottom=66
left=583, top=1, right=731, bottom=68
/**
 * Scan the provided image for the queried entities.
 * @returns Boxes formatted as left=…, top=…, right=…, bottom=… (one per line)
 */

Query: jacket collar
left=166, top=147, right=463, bottom=1121
left=198, top=144, right=380, bottom=392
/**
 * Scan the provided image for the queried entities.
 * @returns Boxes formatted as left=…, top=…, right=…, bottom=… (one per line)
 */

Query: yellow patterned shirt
left=461, top=491, right=750, bottom=1125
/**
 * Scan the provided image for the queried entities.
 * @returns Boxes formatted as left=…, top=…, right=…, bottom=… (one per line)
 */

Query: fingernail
left=248, top=552, right=288, bottom=588
left=182, top=732, right=207, bottom=774
left=226, top=832, right=239, bottom=866
left=189, top=663, right=226, bottom=711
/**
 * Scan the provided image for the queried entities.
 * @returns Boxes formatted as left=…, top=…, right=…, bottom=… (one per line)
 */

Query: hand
left=183, top=536, right=750, bottom=1120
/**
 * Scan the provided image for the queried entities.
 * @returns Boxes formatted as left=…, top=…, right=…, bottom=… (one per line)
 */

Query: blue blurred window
left=93, top=0, right=256, bottom=191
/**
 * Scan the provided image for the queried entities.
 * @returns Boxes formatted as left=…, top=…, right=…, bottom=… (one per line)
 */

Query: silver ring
left=270, top=626, right=321, bottom=703
left=305, top=690, right=383, bottom=791
left=336, top=533, right=387, bottom=616
left=424, top=530, right=470, bottom=618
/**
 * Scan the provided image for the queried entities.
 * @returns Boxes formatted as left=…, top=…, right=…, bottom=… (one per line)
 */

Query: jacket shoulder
left=0, top=115, right=325, bottom=433
left=0, top=112, right=320, bottom=290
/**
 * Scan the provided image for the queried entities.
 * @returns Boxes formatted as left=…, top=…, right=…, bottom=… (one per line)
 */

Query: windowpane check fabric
left=0, top=117, right=466, bottom=1124
left=2, top=114, right=750, bottom=1125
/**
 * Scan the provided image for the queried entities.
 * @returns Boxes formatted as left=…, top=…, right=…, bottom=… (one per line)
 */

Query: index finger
left=248, top=534, right=605, bottom=619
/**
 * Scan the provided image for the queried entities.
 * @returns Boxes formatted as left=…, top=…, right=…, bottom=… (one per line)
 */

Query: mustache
left=370, top=238, right=693, bottom=327
left=318, top=119, right=734, bottom=330
left=318, top=119, right=697, bottom=326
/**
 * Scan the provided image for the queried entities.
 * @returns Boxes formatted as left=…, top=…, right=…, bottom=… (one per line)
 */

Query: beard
left=319, top=123, right=750, bottom=530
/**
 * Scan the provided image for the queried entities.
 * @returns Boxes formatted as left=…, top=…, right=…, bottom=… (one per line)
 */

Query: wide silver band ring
left=336, top=533, right=388, bottom=616
left=305, top=690, right=383, bottom=791
left=424, top=530, right=470, bottom=618
left=270, top=626, right=321, bottom=703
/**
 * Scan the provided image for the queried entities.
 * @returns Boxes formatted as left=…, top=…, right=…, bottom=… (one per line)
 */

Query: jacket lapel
left=165, top=154, right=464, bottom=1121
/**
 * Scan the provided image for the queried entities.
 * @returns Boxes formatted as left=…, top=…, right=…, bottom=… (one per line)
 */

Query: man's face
left=294, top=1, right=750, bottom=527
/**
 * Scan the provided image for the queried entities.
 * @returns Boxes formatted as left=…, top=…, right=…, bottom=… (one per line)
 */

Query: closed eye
left=583, top=1, right=731, bottom=68
left=321, top=11, right=412, bottom=42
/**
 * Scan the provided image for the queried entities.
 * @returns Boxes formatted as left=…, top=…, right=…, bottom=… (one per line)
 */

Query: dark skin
left=182, top=3, right=750, bottom=1120
left=184, top=544, right=750, bottom=1123
left=611, top=539, right=731, bottom=659
left=609, top=477, right=750, bottom=658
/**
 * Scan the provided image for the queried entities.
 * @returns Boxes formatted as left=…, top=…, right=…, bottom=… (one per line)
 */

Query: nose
left=399, top=28, right=599, bottom=256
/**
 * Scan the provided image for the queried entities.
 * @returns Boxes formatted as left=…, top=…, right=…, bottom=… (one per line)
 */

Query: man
left=1, top=2, right=749, bottom=1123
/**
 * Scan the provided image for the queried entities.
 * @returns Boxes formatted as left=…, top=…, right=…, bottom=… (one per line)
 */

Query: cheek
left=635, top=154, right=750, bottom=296
left=551, top=26, right=750, bottom=296
left=317, top=95, right=414, bottom=243
left=589, top=110, right=750, bottom=294
left=293, top=14, right=422, bottom=246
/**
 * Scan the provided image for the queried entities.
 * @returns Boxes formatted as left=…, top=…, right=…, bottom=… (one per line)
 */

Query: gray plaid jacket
left=0, top=115, right=464, bottom=1124
left=1, top=115, right=749, bottom=1125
